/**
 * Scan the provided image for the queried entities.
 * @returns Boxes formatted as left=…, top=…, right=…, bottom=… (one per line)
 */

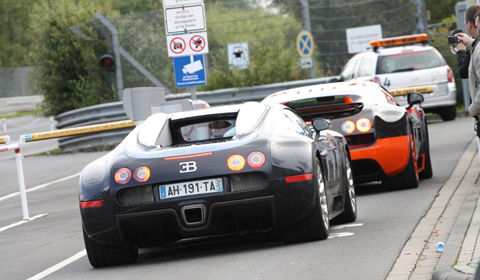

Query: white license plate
left=159, top=178, right=223, bottom=199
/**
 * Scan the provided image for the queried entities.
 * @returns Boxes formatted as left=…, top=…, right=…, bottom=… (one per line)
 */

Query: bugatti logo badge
left=179, top=161, right=197, bottom=173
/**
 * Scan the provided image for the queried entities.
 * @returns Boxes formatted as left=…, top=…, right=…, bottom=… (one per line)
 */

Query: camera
left=448, top=29, right=463, bottom=54
left=447, top=36, right=460, bottom=44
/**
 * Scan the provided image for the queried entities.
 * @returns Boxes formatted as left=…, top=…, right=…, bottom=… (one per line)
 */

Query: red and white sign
left=169, top=37, right=187, bottom=55
left=164, top=5, right=206, bottom=34
left=167, top=32, right=209, bottom=57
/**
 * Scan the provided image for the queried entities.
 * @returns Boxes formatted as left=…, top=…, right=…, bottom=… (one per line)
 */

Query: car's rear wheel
left=383, top=133, right=419, bottom=190
left=83, top=228, right=138, bottom=268
left=282, top=158, right=329, bottom=243
left=332, top=153, right=357, bottom=224
left=440, top=105, right=456, bottom=121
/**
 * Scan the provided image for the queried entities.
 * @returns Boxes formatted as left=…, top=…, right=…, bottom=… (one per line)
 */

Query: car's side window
left=340, top=56, right=361, bottom=81
left=358, top=57, right=374, bottom=77
left=283, top=109, right=313, bottom=138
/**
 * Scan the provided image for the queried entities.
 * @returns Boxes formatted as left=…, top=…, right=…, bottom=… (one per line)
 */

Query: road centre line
left=0, top=172, right=81, bottom=202
left=27, top=250, right=86, bottom=280
left=0, top=213, right=48, bottom=233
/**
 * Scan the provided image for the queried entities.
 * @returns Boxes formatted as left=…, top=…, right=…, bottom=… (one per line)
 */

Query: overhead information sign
left=163, top=0, right=203, bottom=7
left=167, top=32, right=209, bottom=57
left=164, top=4, right=206, bottom=34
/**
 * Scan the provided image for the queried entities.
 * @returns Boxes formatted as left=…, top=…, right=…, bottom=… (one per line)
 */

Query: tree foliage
left=425, top=0, right=459, bottom=24
left=0, top=0, right=41, bottom=67
left=28, top=0, right=119, bottom=116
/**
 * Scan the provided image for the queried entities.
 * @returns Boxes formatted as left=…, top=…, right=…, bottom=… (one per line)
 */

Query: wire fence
left=0, top=0, right=422, bottom=97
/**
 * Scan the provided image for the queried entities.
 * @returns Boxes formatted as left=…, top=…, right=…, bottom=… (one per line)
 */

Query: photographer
left=457, top=7, right=480, bottom=146
left=454, top=5, right=480, bottom=79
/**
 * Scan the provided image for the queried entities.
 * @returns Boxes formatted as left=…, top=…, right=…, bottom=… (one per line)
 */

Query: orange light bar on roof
left=370, top=34, right=428, bottom=48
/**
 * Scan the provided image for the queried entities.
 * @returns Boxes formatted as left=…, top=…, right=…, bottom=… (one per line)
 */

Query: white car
left=330, top=34, right=457, bottom=121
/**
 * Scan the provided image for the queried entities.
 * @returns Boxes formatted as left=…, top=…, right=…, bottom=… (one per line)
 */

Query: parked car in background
left=329, top=34, right=457, bottom=121
left=79, top=101, right=357, bottom=267
left=262, top=81, right=432, bottom=190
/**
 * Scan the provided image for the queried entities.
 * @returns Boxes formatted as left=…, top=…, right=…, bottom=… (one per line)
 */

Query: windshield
left=376, top=49, right=445, bottom=74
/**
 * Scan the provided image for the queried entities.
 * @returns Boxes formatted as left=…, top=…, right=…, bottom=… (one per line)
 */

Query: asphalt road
left=0, top=115, right=475, bottom=280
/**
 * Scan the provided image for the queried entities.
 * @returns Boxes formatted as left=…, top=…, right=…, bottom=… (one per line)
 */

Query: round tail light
left=114, top=168, right=132, bottom=185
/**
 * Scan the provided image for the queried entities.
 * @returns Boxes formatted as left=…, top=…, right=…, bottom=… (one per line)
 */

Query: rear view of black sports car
left=79, top=102, right=356, bottom=267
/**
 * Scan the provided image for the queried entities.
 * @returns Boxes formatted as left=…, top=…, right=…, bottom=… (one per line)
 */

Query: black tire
left=332, top=153, right=357, bottom=224
left=419, top=122, right=433, bottom=179
left=83, top=228, right=138, bottom=268
left=440, top=105, right=456, bottom=121
left=282, top=159, right=329, bottom=243
left=383, top=134, right=419, bottom=191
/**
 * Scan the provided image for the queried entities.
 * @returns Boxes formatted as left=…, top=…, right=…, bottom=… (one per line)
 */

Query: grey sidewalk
left=433, top=138, right=480, bottom=279
left=386, top=136, right=480, bottom=279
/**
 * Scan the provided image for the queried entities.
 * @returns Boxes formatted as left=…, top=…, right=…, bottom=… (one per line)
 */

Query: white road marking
left=0, top=213, right=48, bottom=233
left=27, top=250, right=87, bottom=280
left=328, top=232, right=355, bottom=239
left=0, top=172, right=81, bottom=202
left=330, top=223, right=364, bottom=230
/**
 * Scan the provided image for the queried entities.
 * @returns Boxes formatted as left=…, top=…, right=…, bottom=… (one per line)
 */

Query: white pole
left=2, top=117, right=6, bottom=135
left=14, top=147, right=29, bottom=220
left=49, top=116, right=54, bottom=131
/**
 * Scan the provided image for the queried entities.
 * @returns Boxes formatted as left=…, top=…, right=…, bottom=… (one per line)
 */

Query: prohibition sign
left=170, top=37, right=186, bottom=55
left=190, top=35, right=206, bottom=52
left=296, top=30, right=314, bottom=58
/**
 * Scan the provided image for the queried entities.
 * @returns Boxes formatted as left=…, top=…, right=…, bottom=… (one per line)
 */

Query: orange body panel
left=350, top=135, right=410, bottom=178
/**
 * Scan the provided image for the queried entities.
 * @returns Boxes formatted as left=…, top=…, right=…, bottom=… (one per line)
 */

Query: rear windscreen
left=376, top=49, right=445, bottom=74
left=170, top=119, right=236, bottom=145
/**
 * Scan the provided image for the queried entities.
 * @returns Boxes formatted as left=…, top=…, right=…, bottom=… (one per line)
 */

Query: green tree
left=425, top=0, right=458, bottom=24
left=0, top=0, right=41, bottom=67
left=28, top=0, right=119, bottom=116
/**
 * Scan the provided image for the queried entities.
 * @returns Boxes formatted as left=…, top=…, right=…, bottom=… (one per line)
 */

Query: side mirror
left=312, top=118, right=332, bottom=132
left=406, top=92, right=424, bottom=110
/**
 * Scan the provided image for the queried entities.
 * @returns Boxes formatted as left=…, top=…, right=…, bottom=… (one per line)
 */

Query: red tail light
left=247, top=152, right=265, bottom=168
left=114, top=168, right=132, bottom=185
left=447, top=68, right=453, bottom=83
left=133, top=166, right=151, bottom=183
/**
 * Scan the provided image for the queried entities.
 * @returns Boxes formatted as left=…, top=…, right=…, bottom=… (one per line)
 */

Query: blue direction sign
left=173, top=55, right=206, bottom=88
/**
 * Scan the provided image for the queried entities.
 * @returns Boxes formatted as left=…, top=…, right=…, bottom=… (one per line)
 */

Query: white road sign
left=346, top=24, right=382, bottom=54
left=167, top=32, right=209, bottom=57
left=163, top=0, right=203, bottom=8
left=164, top=4, right=206, bottom=34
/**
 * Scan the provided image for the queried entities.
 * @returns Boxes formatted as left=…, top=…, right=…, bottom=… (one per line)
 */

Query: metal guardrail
left=55, top=77, right=334, bottom=151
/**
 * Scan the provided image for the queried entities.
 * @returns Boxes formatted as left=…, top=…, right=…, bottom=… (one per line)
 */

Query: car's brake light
left=356, top=118, right=372, bottom=133
left=285, top=174, right=312, bottom=183
left=163, top=152, right=214, bottom=161
left=133, top=166, right=151, bottom=183
left=114, top=168, right=132, bottom=185
left=447, top=68, right=454, bottom=83
left=342, top=120, right=355, bottom=134
left=247, top=152, right=265, bottom=168
left=227, top=154, right=246, bottom=171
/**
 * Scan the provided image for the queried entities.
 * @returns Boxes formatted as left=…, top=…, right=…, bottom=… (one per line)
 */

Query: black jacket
left=457, top=49, right=470, bottom=79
